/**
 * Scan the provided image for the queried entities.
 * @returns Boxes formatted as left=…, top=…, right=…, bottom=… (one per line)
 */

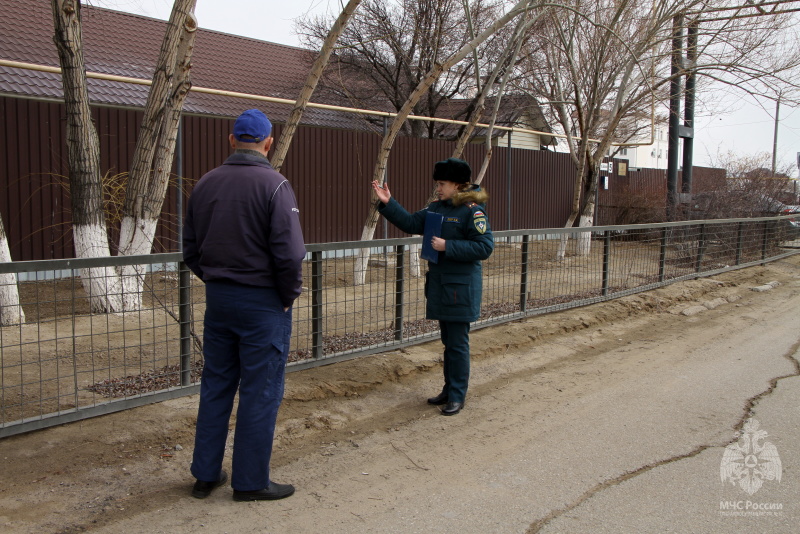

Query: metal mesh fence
left=0, top=256, right=196, bottom=435
left=1, top=217, right=798, bottom=436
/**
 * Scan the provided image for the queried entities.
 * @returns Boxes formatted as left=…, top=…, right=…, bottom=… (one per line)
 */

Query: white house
left=613, top=121, right=672, bottom=170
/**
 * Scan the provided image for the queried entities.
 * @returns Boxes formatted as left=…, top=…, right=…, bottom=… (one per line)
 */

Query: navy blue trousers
left=191, top=281, right=291, bottom=492
left=439, top=321, right=471, bottom=403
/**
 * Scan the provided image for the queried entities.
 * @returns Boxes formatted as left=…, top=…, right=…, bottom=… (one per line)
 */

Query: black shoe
left=441, top=401, right=463, bottom=416
left=427, top=391, right=449, bottom=405
left=192, top=470, right=228, bottom=499
left=233, top=481, right=296, bottom=501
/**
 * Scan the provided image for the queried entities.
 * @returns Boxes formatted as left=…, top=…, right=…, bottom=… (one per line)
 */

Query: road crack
left=527, top=336, right=800, bottom=533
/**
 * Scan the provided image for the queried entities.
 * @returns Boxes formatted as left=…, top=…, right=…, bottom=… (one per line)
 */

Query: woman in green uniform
left=371, top=158, right=494, bottom=415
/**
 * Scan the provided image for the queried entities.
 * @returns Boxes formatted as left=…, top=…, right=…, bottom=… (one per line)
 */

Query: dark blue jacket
left=183, top=152, right=306, bottom=308
left=378, top=186, right=493, bottom=322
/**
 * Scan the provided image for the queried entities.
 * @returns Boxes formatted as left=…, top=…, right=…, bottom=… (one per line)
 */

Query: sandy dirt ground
left=1, top=254, right=799, bottom=533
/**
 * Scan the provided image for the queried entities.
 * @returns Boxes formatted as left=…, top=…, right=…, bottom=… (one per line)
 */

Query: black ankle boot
left=427, top=391, right=448, bottom=405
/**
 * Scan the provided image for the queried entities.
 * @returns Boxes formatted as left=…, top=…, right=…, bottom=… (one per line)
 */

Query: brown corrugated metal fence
left=1, top=94, right=723, bottom=261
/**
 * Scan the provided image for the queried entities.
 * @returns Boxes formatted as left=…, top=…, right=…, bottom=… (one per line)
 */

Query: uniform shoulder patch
left=468, top=204, right=487, bottom=233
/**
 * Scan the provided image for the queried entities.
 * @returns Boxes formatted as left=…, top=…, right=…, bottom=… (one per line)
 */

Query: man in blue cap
left=183, top=108, right=305, bottom=501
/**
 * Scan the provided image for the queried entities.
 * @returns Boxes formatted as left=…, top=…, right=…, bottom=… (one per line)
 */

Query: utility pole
left=681, top=21, right=698, bottom=196
left=666, top=15, right=696, bottom=221
left=666, top=15, right=683, bottom=221
left=771, top=96, right=780, bottom=175
left=677, top=1, right=800, bottom=211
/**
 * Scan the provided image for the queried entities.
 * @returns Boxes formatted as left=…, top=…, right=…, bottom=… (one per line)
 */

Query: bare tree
left=297, top=0, right=508, bottom=138
left=272, top=0, right=363, bottom=171
left=400, top=5, right=538, bottom=278
left=514, top=0, right=800, bottom=258
left=353, top=0, right=541, bottom=284
left=51, top=0, right=197, bottom=312
left=471, top=11, right=534, bottom=184
left=437, top=7, right=538, bottom=192
left=52, top=0, right=109, bottom=310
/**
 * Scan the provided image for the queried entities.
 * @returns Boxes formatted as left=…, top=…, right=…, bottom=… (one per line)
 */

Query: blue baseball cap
left=233, top=109, right=272, bottom=143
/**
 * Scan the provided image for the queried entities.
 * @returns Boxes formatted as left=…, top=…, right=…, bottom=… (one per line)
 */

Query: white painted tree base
left=0, top=235, right=26, bottom=325
left=74, top=223, right=123, bottom=313
left=72, top=218, right=159, bottom=313
left=409, top=243, right=421, bottom=278
left=576, top=213, right=594, bottom=256
left=117, top=216, right=159, bottom=310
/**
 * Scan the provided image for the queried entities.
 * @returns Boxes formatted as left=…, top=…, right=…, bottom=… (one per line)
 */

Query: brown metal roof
left=1, top=1, right=553, bottom=140
left=0, top=0, right=375, bottom=131
left=435, top=94, right=554, bottom=142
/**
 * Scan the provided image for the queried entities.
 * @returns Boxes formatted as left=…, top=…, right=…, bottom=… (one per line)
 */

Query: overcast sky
left=89, top=1, right=800, bottom=178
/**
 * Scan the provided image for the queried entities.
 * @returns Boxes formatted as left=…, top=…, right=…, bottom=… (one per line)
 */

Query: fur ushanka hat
left=433, top=158, right=471, bottom=184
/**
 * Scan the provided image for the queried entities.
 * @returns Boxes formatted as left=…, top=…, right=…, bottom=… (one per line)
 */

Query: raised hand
left=371, top=180, right=391, bottom=204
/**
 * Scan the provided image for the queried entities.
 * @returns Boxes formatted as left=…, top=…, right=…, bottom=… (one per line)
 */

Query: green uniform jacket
left=378, top=186, right=494, bottom=322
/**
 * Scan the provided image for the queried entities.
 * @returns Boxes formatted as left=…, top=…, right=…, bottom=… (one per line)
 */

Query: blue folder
left=421, top=211, right=443, bottom=263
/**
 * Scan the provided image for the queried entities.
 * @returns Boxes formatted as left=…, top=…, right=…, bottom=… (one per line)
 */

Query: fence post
left=602, top=231, right=611, bottom=296
left=761, top=221, right=769, bottom=264
left=179, top=261, right=192, bottom=386
left=507, top=131, right=512, bottom=230
left=658, top=227, right=668, bottom=282
left=176, top=120, right=184, bottom=248
left=695, top=224, right=707, bottom=272
left=735, top=222, right=743, bottom=266
left=311, top=251, right=324, bottom=359
left=394, top=245, right=405, bottom=341
left=519, top=234, right=530, bottom=312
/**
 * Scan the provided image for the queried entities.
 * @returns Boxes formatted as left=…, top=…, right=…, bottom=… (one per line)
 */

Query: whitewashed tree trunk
left=118, top=1, right=197, bottom=309
left=556, top=210, right=578, bottom=261
left=117, top=216, right=158, bottom=309
left=558, top=159, right=600, bottom=259
left=355, top=0, right=540, bottom=284
left=52, top=0, right=198, bottom=312
left=556, top=233, right=568, bottom=261
left=0, top=216, right=25, bottom=325
left=73, top=224, right=123, bottom=312
left=52, top=0, right=118, bottom=312
left=576, top=212, right=593, bottom=256
left=53, top=1, right=196, bottom=312
left=409, top=243, right=421, bottom=277
left=556, top=139, right=591, bottom=260
left=576, top=164, right=600, bottom=256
